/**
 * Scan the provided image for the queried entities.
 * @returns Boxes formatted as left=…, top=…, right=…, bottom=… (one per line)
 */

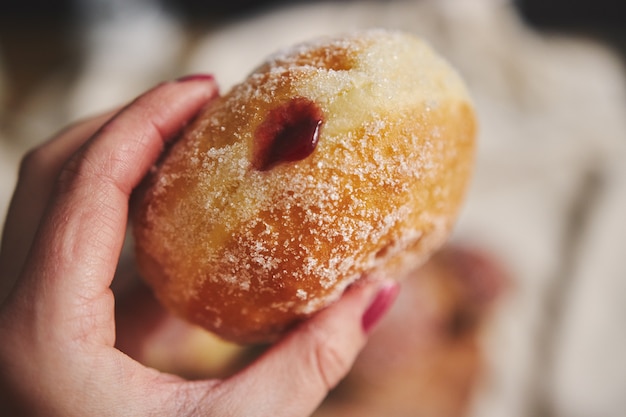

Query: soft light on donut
left=132, top=30, right=477, bottom=344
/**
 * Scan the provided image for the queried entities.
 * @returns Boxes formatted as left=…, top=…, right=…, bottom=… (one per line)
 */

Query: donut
left=132, top=29, right=476, bottom=344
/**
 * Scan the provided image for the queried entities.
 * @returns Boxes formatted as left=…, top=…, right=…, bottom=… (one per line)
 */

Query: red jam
left=253, top=97, right=323, bottom=171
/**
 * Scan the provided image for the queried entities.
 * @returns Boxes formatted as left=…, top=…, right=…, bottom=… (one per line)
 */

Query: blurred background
left=0, top=1, right=625, bottom=416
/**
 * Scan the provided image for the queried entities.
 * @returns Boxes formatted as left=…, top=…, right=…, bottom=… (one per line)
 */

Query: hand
left=0, top=77, right=399, bottom=417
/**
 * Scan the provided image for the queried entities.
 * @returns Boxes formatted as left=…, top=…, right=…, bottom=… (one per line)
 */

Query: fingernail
left=176, top=73, right=215, bottom=82
left=362, top=281, right=400, bottom=334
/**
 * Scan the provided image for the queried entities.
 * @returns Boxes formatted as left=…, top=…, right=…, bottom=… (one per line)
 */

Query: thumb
left=206, top=279, right=399, bottom=417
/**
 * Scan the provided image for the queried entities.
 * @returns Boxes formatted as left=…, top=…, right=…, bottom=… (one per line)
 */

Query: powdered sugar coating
left=133, top=29, right=476, bottom=344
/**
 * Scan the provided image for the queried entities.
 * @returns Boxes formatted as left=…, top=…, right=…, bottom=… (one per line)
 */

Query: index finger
left=1, top=110, right=118, bottom=302
left=11, top=78, right=218, bottom=343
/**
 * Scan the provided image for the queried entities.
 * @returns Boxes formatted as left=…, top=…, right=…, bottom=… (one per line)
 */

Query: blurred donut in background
left=315, top=245, right=507, bottom=417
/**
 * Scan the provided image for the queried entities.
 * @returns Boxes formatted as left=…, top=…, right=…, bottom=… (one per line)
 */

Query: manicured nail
left=362, top=281, right=400, bottom=334
left=176, top=73, right=215, bottom=82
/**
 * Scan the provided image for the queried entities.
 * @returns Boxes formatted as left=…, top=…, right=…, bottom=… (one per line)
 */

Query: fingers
left=9, top=78, right=218, bottom=344
left=189, top=280, right=399, bottom=417
left=0, top=111, right=117, bottom=303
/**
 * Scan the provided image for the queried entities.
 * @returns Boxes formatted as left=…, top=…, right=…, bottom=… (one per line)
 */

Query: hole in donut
left=311, top=48, right=353, bottom=71
left=253, top=97, right=324, bottom=171
left=447, top=307, right=478, bottom=339
left=287, top=46, right=354, bottom=72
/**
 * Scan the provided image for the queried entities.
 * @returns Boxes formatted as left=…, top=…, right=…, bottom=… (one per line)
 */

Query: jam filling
left=253, top=97, right=323, bottom=171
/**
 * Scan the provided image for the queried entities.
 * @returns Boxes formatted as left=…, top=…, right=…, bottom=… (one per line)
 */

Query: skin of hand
left=0, top=77, right=399, bottom=417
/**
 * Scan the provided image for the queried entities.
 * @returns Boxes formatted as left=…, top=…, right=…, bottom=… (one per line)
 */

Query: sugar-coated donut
left=132, top=29, right=476, bottom=344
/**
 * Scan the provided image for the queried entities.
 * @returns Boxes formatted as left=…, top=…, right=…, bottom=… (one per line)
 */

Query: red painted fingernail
left=176, top=73, right=215, bottom=82
left=362, top=281, right=400, bottom=334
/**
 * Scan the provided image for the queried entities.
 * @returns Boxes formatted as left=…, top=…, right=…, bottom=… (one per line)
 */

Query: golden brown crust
left=133, top=30, right=476, bottom=344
